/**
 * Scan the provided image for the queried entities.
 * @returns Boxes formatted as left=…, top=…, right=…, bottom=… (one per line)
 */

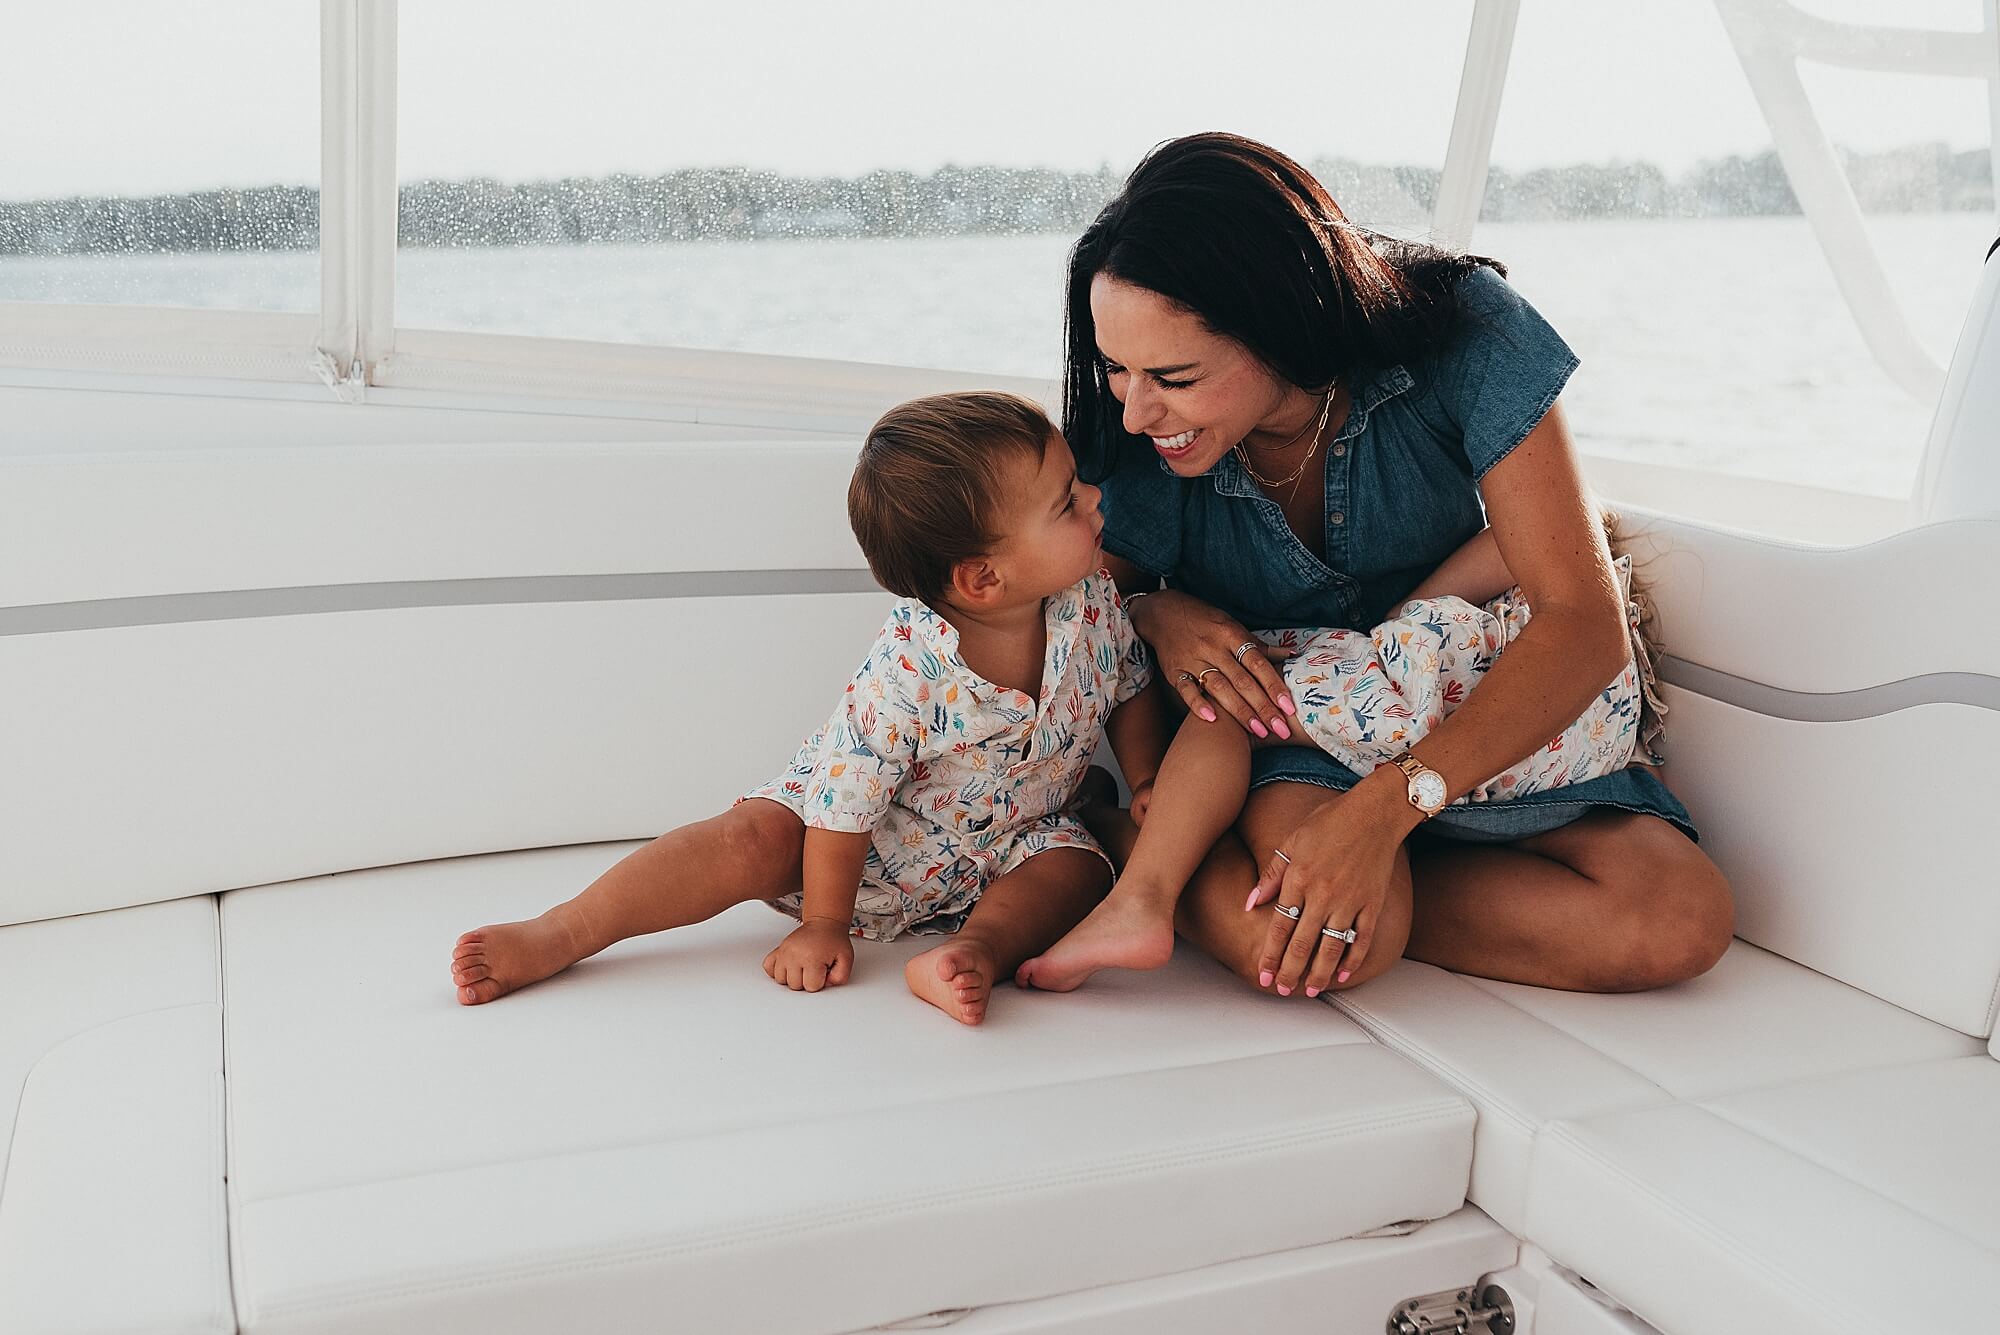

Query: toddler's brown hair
left=848, top=391, right=1056, bottom=605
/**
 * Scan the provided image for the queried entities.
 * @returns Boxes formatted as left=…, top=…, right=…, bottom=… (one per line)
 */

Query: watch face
left=1412, top=771, right=1448, bottom=812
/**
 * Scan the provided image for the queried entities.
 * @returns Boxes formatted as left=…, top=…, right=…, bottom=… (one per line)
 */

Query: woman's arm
left=1405, top=527, right=1513, bottom=605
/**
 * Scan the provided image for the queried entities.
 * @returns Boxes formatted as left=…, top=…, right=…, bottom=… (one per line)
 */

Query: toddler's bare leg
left=1015, top=714, right=1251, bottom=991
left=905, top=847, right=1111, bottom=1025
left=451, top=798, right=805, bottom=1004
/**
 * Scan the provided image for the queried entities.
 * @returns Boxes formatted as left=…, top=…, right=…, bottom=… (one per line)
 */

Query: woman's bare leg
left=907, top=847, right=1112, bottom=1024
left=451, top=798, right=806, bottom=1004
left=1091, top=778, right=1732, bottom=996
left=1015, top=716, right=1251, bottom=991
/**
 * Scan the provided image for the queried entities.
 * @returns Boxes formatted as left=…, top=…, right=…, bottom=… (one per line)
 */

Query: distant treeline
left=3, top=145, right=1989, bottom=257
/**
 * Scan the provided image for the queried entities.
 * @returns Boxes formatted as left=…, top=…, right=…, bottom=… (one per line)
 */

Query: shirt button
left=1330, top=510, right=1346, bottom=525
left=1332, top=443, right=1347, bottom=457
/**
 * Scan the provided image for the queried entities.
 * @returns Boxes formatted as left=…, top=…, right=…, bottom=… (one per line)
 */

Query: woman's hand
left=1245, top=773, right=1416, bottom=996
left=1131, top=591, right=1296, bottom=740
left=762, top=918, right=856, bottom=992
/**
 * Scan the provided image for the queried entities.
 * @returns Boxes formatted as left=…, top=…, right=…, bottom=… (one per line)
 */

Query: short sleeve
left=1092, top=428, right=1185, bottom=582
left=798, top=624, right=924, bottom=833
left=1105, top=579, right=1155, bottom=707
left=1426, top=266, right=1580, bottom=480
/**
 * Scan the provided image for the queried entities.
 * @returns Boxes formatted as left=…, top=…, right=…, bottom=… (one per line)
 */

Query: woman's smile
left=1151, top=427, right=1203, bottom=460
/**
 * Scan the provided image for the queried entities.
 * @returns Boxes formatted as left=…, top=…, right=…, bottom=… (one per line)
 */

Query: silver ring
left=1272, top=849, right=1293, bottom=865
left=1273, top=903, right=1302, bottom=921
left=1320, top=925, right=1358, bottom=944
left=1233, top=639, right=1261, bottom=663
left=1175, top=670, right=1198, bottom=686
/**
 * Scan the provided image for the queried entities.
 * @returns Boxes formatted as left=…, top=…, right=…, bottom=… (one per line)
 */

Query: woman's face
left=1089, top=273, right=1304, bottom=477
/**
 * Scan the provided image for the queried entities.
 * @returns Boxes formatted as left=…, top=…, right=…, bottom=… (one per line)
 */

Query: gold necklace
left=1234, top=385, right=1336, bottom=490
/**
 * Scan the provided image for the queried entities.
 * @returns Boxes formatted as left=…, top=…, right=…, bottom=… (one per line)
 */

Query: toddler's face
left=986, top=431, right=1105, bottom=600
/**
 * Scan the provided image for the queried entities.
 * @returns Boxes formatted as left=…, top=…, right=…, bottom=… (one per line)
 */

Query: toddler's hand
left=1130, top=778, right=1156, bottom=827
left=762, top=918, right=855, bottom=992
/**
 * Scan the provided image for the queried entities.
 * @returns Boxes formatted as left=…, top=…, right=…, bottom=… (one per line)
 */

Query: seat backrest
left=1616, top=508, right=2000, bottom=1037
left=0, top=442, right=886, bottom=927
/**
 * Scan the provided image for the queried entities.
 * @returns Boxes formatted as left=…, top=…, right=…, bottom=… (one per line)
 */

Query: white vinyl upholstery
left=219, top=843, right=1475, bottom=1335
left=0, top=899, right=231, bottom=1335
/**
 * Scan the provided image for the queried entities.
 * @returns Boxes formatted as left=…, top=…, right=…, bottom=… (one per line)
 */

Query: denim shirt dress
left=1087, top=265, right=1697, bottom=843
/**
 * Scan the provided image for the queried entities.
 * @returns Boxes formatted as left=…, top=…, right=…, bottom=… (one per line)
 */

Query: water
left=5, top=212, right=1993, bottom=497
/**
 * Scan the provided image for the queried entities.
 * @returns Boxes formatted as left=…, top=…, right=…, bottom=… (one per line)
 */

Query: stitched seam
left=1544, top=1123, right=1877, bottom=1335
left=1456, top=976, right=1679, bottom=1103
left=233, top=1036, right=1372, bottom=1207
left=1471, top=352, right=1576, bottom=481
left=1330, top=997, right=1538, bottom=1139
left=256, top=1103, right=1469, bottom=1317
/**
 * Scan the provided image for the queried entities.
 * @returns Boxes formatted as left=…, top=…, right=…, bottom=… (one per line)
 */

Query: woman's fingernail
left=1249, top=718, right=1268, bottom=738
left=1272, top=718, right=1290, bottom=739
left=1259, top=970, right=1274, bottom=988
left=1280, top=694, right=1297, bottom=715
left=1306, top=986, right=1321, bottom=998
left=1245, top=887, right=1262, bottom=912
left=1200, top=707, right=1217, bottom=722
left=1337, top=970, right=1351, bottom=984
left=1277, top=984, right=1292, bottom=997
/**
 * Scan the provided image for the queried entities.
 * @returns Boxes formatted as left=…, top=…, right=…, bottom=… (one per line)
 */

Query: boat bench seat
left=214, top=842, right=1476, bottom=1335
left=0, top=898, right=232, bottom=1335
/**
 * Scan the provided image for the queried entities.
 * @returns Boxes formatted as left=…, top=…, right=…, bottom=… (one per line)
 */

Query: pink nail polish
left=1277, top=984, right=1292, bottom=997
left=1259, top=970, right=1274, bottom=988
left=1306, top=986, right=1321, bottom=998
left=1200, top=707, right=1216, bottom=722
left=1337, top=970, right=1351, bottom=984
left=1249, top=718, right=1268, bottom=738
left=1280, top=695, right=1297, bottom=716
left=1272, top=718, right=1290, bottom=739
left=1245, top=888, right=1262, bottom=912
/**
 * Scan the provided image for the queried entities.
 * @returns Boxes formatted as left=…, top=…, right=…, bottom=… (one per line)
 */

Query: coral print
left=744, top=570, right=1152, bottom=940
left=1268, top=555, right=1660, bottom=803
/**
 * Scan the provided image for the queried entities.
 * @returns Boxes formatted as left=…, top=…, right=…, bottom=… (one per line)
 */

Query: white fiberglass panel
left=0, top=2, right=319, bottom=313
left=1481, top=0, right=1995, bottom=499
left=392, top=2, right=1473, bottom=375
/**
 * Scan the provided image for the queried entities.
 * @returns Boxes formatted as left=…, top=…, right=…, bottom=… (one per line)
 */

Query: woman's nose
left=1121, top=380, right=1159, bottom=435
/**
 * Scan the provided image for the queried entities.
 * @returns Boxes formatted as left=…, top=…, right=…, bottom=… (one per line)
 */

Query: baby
left=450, top=391, right=1171, bottom=1024
left=1015, top=518, right=1662, bottom=994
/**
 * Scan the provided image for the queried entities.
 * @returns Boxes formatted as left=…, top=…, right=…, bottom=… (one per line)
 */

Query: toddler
left=1015, top=517, right=1664, bottom=993
left=450, top=391, right=1171, bottom=1025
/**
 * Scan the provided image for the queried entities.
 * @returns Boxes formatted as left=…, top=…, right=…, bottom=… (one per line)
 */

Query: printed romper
left=744, top=570, right=1153, bottom=941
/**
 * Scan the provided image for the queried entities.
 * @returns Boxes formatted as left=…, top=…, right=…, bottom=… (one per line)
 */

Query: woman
left=1058, top=133, right=1733, bottom=999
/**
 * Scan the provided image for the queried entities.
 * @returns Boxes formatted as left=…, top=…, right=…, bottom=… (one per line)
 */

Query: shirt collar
left=909, top=579, right=1089, bottom=707
left=1155, top=365, right=1417, bottom=494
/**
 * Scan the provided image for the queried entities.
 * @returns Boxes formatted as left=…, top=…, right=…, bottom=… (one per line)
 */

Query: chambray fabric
left=1085, top=265, right=1697, bottom=842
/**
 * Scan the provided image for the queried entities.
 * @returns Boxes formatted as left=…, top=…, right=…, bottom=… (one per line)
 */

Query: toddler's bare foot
left=905, top=940, right=998, bottom=1026
left=451, top=909, right=594, bottom=1005
left=1014, top=891, right=1174, bottom=992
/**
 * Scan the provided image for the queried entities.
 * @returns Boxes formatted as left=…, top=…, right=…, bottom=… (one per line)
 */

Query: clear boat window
left=392, top=1, right=1472, bottom=377
left=1479, top=0, right=1993, bottom=499
left=0, top=2, right=319, bottom=313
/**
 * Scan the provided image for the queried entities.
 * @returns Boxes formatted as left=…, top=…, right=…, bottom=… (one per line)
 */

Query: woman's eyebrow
left=1097, top=349, right=1200, bottom=376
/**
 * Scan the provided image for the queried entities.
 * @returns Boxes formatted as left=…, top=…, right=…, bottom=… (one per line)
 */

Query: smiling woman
left=1058, top=132, right=1733, bottom=1001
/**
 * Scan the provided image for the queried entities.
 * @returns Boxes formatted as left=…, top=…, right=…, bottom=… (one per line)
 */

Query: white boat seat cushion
left=220, top=843, right=1476, bottom=1335
left=1331, top=942, right=1981, bottom=1233
left=0, top=898, right=230, bottom=1335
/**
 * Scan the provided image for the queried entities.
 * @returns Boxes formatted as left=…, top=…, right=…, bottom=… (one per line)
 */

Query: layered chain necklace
left=1233, top=382, right=1337, bottom=503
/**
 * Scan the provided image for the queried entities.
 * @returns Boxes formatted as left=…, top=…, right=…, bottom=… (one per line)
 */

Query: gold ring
left=1196, top=667, right=1223, bottom=685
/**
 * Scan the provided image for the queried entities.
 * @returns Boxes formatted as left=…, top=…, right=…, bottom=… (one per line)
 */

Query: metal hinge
left=1388, top=1282, right=1515, bottom=1335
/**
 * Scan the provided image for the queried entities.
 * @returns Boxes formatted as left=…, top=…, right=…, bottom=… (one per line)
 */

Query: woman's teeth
left=1153, top=429, right=1199, bottom=453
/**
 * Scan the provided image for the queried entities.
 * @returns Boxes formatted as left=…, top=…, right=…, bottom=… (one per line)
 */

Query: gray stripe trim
left=6, top=579, right=1995, bottom=719
left=1659, top=656, right=2000, bottom=720
left=0, top=569, right=883, bottom=635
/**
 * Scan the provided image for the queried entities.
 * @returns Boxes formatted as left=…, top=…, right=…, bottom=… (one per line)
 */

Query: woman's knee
left=1593, top=825, right=1734, bottom=990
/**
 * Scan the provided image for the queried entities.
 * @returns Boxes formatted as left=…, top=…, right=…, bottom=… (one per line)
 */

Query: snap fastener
left=1330, top=511, right=1346, bottom=525
left=1332, top=443, right=1347, bottom=457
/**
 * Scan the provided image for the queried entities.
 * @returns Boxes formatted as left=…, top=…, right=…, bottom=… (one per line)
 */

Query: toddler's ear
left=949, top=556, right=1004, bottom=607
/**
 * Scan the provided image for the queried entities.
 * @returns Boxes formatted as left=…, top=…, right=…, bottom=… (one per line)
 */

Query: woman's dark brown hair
left=1063, top=131, right=1502, bottom=478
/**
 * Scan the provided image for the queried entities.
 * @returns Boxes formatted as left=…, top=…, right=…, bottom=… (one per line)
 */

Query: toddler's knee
left=720, top=801, right=805, bottom=880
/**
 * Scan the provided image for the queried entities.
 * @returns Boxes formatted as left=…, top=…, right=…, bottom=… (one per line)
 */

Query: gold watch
left=1391, top=753, right=1448, bottom=818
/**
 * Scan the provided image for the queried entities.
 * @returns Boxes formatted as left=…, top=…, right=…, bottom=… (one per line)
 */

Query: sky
left=1, top=0, right=1993, bottom=200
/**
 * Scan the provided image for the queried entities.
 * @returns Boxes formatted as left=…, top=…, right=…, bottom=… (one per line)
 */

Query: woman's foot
left=451, top=909, right=595, bottom=1004
left=905, top=940, right=999, bottom=1025
left=1013, top=889, right=1175, bottom=992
